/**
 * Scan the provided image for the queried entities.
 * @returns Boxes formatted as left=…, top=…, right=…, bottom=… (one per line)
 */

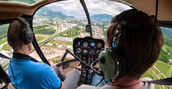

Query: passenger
left=7, top=18, right=80, bottom=89
left=77, top=9, right=163, bottom=89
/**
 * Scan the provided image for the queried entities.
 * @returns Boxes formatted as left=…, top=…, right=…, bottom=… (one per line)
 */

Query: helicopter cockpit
left=0, top=0, right=172, bottom=89
left=30, top=0, right=131, bottom=85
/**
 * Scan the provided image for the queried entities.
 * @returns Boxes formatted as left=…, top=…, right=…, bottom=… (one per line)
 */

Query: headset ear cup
left=21, top=27, right=27, bottom=44
left=99, top=50, right=118, bottom=80
left=21, top=24, right=33, bottom=44
left=25, top=26, right=33, bottom=44
left=18, top=17, right=33, bottom=44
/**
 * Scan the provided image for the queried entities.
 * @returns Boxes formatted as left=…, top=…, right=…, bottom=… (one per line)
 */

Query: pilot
left=77, top=9, right=163, bottom=89
left=7, top=18, right=79, bottom=89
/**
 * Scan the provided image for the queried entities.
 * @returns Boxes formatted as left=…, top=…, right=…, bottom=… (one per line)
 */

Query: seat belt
left=147, top=77, right=172, bottom=85
left=0, top=53, right=10, bottom=59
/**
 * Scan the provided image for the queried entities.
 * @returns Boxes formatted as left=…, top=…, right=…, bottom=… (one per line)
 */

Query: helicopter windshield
left=32, top=0, right=131, bottom=61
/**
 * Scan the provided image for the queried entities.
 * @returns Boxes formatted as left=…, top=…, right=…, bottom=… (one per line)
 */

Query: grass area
left=36, top=35, right=46, bottom=42
left=142, top=60, right=172, bottom=89
left=58, top=27, right=86, bottom=38
left=158, top=44, right=172, bottom=63
left=2, top=44, right=11, bottom=51
left=142, top=61, right=171, bottom=78
left=49, top=40, right=73, bottom=46
left=49, top=56, right=71, bottom=64
left=154, top=61, right=171, bottom=77
left=0, top=38, right=7, bottom=45
left=34, top=25, right=56, bottom=35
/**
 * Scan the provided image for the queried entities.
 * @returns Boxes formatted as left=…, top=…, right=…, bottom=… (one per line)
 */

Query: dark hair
left=107, top=9, right=163, bottom=78
left=8, top=20, right=24, bottom=49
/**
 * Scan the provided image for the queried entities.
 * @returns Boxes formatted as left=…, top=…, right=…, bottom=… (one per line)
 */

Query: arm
left=60, top=83, right=65, bottom=89
left=41, top=64, right=62, bottom=89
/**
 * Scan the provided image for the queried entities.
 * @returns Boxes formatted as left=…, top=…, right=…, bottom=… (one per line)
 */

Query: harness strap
left=147, top=77, right=172, bottom=85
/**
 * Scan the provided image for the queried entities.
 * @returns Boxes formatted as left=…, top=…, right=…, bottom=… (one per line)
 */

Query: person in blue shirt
left=7, top=17, right=80, bottom=89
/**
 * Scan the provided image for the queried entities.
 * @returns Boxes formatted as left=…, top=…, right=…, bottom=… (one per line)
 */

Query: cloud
left=46, top=0, right=131, bottom=17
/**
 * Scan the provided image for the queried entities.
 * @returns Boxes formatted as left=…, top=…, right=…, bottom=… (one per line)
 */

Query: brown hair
left=8, top=20, right=24, bottom=50
left=107, top=9, right=163, bottom=78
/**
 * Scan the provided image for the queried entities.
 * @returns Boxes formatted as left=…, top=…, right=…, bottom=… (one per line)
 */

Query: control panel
left=73, top=37, right=105, bottom=63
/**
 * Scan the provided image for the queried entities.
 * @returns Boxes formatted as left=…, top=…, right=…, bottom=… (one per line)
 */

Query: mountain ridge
left=91, top=14, right=113, bottom=22
left=36, top=6, right=74, bottom=19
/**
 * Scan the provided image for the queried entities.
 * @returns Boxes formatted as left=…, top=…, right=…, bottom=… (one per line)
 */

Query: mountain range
left=36, top=6, right=74, bottom=19
left=36, top=6, right=113, bottom=22
left=91, top=14, right=113, bottom=22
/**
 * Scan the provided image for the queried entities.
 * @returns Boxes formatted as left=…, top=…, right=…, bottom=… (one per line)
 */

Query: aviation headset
left=16, top=17, right=34, bottom=44
left=99, top=9, right=140, bottom=82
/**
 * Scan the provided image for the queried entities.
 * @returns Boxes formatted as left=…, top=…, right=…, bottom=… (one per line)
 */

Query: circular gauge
left=90, top=42, right=95, bottom=47
left=77, top=42, right=81, bottom=46
left=83, top=42, right=88, bottom=47
left=89, top=49, right=95, bottom=55
left=83, top=49, right=88, bottom=54
left=76, top=48, right=82, bottom=53
left=97, top=43, right=103, bottom=48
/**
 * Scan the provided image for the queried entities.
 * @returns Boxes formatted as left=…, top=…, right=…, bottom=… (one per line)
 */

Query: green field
left=49, top=40, right=73, bottom=46
left=2, top=44, right=11, bottom=51
left=58, top=27, right=86, bottom=38
left=159, top=44, right=172, bottom=63
left=0, top=38, right=7, bottom=45
left=142, top=61, right=172, bottom=89
left=157, top=34, right=172, bottom=63
left=35, top=35, right=46, bottom=42
left=34, top=25, right=56, bottom=35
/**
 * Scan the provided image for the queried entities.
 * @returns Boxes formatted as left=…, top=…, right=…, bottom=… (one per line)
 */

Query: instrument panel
left=73, top=37, right=105, bottom=63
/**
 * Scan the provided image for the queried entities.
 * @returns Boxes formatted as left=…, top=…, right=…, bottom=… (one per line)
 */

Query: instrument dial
left=83, top=49, right=88, bottom=54
left=76, top=48, right=82, bottom=53
left=89, top=49, right=95, bottom=55
left=97, top=43, right=103, bottom=48
left=83, top=42, right=88, bottom=47
left=90, top=42, right=96, bottom=47
left=77, top=42, right=81, bottom=46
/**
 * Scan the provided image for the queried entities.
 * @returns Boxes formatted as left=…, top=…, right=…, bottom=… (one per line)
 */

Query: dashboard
left=73, top=37, right=105, bottom=64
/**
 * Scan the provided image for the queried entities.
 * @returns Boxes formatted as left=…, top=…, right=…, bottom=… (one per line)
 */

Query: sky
left=46, top=0, right=131, bottom=17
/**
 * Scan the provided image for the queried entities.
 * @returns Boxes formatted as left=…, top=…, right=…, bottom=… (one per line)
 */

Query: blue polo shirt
left=8, top=52, right=61, bottom=89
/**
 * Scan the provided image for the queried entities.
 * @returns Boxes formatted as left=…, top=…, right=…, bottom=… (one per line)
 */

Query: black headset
left=16, top=17, right=33, bottom=44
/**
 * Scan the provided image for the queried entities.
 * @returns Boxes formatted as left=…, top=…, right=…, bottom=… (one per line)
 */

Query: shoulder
left=101, top=85, right=115, bottom=89
left=25, top=61, right=51, bottom=73
left=77, top=85, right=100, bottom=89
left=77, top=85, right=114, bottom=89
left=141, top=78, right=154, bottom=89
